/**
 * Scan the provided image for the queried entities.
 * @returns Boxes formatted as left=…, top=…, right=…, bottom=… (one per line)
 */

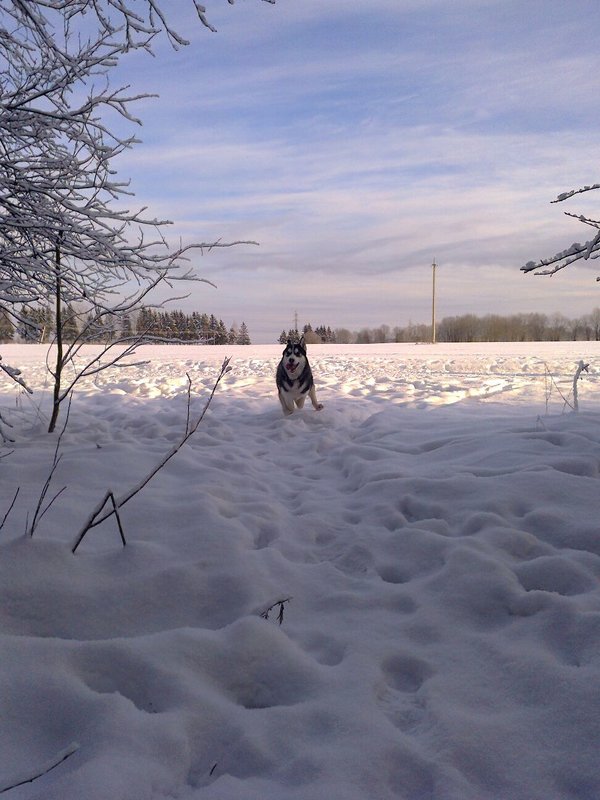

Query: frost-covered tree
left=0, top=0, right=273, bottom=430
left=521, top=184, right=600, bottom=278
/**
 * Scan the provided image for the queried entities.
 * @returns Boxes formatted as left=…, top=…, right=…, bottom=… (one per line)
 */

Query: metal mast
left=431, top=259, right=437, bottom=344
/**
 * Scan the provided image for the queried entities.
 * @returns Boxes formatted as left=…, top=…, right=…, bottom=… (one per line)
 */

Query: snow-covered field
left=1, top=341, right=600, bottom=800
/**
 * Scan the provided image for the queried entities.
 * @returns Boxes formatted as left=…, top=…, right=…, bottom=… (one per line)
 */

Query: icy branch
left=522, top=184, right=600, bottom=278
left=553, top=184, right=600, bottom=203
left=0, top=356, right=34, bottom=394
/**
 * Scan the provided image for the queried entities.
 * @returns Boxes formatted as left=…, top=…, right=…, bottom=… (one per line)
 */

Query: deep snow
left=1, top=341, right=600, bottom=800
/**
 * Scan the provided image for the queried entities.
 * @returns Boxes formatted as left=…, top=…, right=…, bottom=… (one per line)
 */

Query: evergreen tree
left=85, top=311, right=106, bottom=342
left=17, top=308, right=32, bottom=341
left=278, top=330, right=287, bottom=344
left=136, top=307, right=153, bottom=336
left=61, top=306, right=79, bottom=342
left=120, top=314, right=133, bottom=339
left=215, top=319, right=228, bottom=345
left=199, top=313, right=210, bottom=342
left=0, top=310, right=14, bottom=342
left=237, top=322, right=251, bottom=345
left=228, top=324, right=239, bottom=344
left=207, top=314, right=218, bottom=343
left=190, top=312, right=203, bottom=340
left=18, top=307, right=53, bottom=342
left=36, top=307, right=54, bottom=342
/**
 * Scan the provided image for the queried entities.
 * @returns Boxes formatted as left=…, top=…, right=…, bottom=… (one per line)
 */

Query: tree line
left=0, top=307, right=251, bottom=345
left=278, top=324, right=336, bottom=344
left=279, top=310, right=600, bottom=344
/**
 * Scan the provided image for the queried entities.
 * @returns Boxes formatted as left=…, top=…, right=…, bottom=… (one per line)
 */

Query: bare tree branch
left=0, top=742, right=79, bottom=795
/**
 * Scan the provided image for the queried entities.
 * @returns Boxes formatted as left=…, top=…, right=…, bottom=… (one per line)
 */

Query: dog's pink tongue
left=286, top=361, right=296, bottom=371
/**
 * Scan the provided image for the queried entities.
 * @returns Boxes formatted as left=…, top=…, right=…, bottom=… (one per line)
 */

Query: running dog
left=276, top=336, right=324, bottom=416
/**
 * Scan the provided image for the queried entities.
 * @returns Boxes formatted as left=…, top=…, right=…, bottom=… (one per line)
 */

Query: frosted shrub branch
left=0, top=356, right=33, bottom=395
left=522, top=185, right=600, bottom=279
left=542, top=360, right=590, bottom=414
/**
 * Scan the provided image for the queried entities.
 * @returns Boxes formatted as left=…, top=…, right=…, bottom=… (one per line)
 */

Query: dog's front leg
left=309, top=386, right=324, bottom=411
left=279, top=391, right=295, bottom=416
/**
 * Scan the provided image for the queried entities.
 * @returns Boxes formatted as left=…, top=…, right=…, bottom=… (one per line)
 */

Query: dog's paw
left=315, top=403, right=324, bottom=411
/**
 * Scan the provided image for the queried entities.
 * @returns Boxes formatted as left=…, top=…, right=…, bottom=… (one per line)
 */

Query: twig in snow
left=82, top=491, right=127, bottom=548
left=72, top=358, right=232, bottom=554
left=28, top=396, right=72, bottom=537
left=260, top=597, right=292, bottom=625
left=572, top=360, right=589, bottom=412
left=185, top=372, right=192, bottom=435
left=0, top=410, right=15, bottom=443
left=0, top=487, right=19, bottom=532
left=0, top=741, right=79, bottom=794
left=542, top=362, right=574, bottom=413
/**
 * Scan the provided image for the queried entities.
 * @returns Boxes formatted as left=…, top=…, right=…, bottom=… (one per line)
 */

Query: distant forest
left=0, top=307, right=251, bottom=345
left=280, top=310, right=600, bottom=344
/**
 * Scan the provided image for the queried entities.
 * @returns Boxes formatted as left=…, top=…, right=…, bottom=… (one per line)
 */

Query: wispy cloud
left=108, top=0, right=600, bottom=340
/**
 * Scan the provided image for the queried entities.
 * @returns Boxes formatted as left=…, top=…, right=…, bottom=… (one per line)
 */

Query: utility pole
left=294, top=310, right=299, bottom=335
left=431, top=258, right=437, bottom=344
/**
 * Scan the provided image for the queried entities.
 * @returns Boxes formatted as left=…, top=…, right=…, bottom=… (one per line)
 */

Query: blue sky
left=110, top=0, right=600, bottom=342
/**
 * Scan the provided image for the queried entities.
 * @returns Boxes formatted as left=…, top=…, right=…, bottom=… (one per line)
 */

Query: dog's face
left=281, top=337, right=307, bottom=377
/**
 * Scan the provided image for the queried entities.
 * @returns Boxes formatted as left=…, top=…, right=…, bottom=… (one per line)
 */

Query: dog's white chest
left=282, top=376, right=304, bottom=395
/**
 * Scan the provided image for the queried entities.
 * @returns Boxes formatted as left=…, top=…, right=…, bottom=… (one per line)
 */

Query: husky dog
left=276, top=336, right=324, bottom=416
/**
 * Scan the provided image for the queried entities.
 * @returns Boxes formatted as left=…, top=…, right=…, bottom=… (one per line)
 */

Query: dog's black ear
left=286, top=338, right=292, bottom=347
left=299, top=334, right=306, bottom=347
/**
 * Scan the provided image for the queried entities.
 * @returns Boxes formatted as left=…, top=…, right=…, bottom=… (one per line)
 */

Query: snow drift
left=1, top=341, right=600, bottom=800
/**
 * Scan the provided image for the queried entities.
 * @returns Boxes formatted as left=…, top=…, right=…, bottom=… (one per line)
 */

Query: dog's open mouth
left=285, top=360, right=298, bottom=372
